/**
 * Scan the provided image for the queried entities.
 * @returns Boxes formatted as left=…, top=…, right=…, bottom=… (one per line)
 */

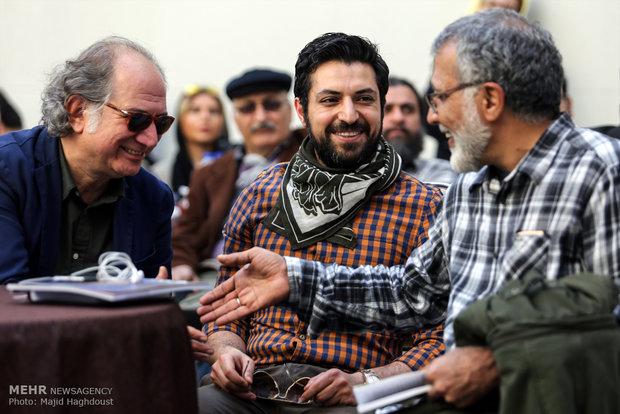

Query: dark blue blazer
left=0, top=126, right=173, bottom=284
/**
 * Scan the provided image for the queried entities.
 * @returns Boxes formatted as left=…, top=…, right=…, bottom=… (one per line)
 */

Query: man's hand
left=171, top=264, right=199, bottom=282
left=187, top=326, right=213, bottom=362
left=197, top=247, right=290, bottom=325
left=425, top=346, right=499, bottom=408
left=300, top=369, right=360, bottom=406
left=209, top=347, right=256, bottom=400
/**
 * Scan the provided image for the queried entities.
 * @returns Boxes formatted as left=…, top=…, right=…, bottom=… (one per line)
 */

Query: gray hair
left=41, top=36, right=166, bottom=137
left=431, top=8, right=563, bottom=124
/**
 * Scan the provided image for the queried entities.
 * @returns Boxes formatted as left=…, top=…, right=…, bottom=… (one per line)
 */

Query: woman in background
left=153, top=85, right=230, bottom=199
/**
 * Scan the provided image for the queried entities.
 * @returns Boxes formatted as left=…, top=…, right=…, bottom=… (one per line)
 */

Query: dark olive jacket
left=454, top=271, right=620, bottom=414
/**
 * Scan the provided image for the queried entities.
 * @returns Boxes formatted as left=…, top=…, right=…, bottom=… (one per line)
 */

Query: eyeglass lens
left=425, top=94, right=438, bottom=113
left=107, top=103, right=174, bottom=135
left=284, top=378, right=309, bottom=402
left=425, top=81, right=486, bottom=113
left=237, top=99, right=283, bottom=114
left=252, top=372, right=280, bottom=399
left=127, top=113, right=174, bottom=135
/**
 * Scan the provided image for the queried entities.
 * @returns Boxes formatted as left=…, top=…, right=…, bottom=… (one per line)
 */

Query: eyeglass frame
left=105, top=103, right=175, bottom=135
left=425, top=81, right=487, bottom=114
left=251, top=369, right=312, bottom=405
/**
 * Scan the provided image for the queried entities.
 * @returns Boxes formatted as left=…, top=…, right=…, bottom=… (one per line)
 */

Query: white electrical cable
left=70, top=251, right=144, bottom=283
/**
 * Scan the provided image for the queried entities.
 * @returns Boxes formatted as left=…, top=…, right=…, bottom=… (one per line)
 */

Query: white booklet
left=6, top=277, right=213, bottom=304
left=354, top=370, right=430, bottom=414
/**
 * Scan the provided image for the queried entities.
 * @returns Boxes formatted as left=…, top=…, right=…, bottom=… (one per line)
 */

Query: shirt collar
left=512, top=113, right=573, bottom=185
left=469, top=113, right=572, bottom=193
left=58, top=140, right=77, bottom=202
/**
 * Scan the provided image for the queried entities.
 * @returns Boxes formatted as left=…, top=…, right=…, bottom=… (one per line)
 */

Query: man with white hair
left=0, top=36, right=174, bottom=283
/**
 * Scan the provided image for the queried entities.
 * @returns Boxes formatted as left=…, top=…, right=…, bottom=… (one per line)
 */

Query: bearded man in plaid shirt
left=196, top=32, right=445, bottom=413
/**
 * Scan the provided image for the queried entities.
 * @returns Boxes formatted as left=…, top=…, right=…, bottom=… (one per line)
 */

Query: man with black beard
left=384, top=77, right=457, bottom=186
left=196, top=32, right=444, bottom=413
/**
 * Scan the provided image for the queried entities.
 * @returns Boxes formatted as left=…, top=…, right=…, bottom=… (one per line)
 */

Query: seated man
left=171, top=68, right=305, bottom=283
left=197, top=32, right=444, bottom=413
left=0, top=36, right=174, bottom=283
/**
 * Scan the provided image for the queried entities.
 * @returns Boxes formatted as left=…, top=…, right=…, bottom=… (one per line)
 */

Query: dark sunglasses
left=106, top=103, right=175, bottom=135
left=251, top=370, right=311, bottom=405
left=235, top=99, right=285, bottom=115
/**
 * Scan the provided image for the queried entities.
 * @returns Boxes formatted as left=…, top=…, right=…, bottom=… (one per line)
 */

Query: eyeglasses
left=425, top=81, right=486, bottom=114
left=251, top=370, right=311, bottom=405
left=105, top=103, right=175, bottom=135
left=235, top=99, right=285, bottom=115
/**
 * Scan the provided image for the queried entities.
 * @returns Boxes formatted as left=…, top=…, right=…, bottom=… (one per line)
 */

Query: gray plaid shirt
left=286, top=113, right=620, bottom=348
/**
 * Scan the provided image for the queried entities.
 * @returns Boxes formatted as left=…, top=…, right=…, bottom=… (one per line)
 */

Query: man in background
left=171, top=68, right=305, bottom=283
left=384, top=77, right=457, bottom=185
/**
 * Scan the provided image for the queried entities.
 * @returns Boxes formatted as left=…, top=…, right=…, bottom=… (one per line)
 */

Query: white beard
left=442, top=99, right=492, bottom=174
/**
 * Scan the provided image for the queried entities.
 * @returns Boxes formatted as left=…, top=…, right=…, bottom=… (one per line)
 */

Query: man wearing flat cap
left=171, top=68, right=305, bottom=283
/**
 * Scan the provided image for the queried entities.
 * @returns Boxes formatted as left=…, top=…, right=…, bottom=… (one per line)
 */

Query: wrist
left=361, top=369, right=381, bottom=384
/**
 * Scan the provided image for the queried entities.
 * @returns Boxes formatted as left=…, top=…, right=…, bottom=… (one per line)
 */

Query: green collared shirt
left=54, top=141, right=125, bottom=275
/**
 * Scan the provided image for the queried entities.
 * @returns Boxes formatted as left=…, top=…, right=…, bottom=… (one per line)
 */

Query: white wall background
left=1, top=0, right=618, bottom=161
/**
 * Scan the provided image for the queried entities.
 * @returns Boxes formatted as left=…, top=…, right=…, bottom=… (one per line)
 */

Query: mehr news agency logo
left=8, top=385, right=114, bottom=408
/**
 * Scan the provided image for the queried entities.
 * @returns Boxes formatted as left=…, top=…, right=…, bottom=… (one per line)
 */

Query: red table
left=0, top=287, right=197, bottom=413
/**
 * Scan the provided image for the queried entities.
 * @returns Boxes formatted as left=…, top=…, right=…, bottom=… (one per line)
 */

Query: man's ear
left=65, top=94, right=88, bottom=134
left=479, top=82, right=504, bottom=123
left=294, top=97, right=307, bottom=128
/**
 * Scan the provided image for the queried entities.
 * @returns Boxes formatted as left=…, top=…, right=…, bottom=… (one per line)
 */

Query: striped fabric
left=205, top=163, right=444, bottom=371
